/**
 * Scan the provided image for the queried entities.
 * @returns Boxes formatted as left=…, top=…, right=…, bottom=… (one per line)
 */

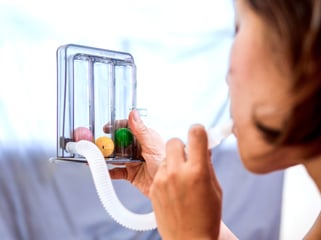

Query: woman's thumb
left=128, top=109, right=149, bottom=143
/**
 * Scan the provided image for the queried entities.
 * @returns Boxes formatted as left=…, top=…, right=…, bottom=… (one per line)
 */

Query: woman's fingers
left=165, top=138, right=186, bottom=169
left=109, top=168, right=128, bottom=180
left=128, top=109, right=150, bottom=143
left=103, top=119, right=128, bottom=133
left=186, top=124, right=209, bottom=168
left=128, top=110, right=165, bottom=164
left=149, top=124, right=222, bottom=240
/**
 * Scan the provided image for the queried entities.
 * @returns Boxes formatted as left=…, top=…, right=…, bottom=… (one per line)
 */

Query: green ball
left=114, top=128, right=133, bottom=147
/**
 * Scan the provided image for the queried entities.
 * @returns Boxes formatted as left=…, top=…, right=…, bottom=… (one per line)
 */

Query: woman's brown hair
left=248, top=0, right=321, bottom=155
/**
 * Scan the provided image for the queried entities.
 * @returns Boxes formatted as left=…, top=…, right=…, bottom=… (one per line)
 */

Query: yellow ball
left=95, top=136, right=114, bottom=157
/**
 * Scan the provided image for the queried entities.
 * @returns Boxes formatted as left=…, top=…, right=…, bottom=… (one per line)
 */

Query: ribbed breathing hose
left=66, top=140, right=157, bottom=231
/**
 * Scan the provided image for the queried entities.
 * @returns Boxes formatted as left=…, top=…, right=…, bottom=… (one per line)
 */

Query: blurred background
left=0, top=0, right=233, bottom=145
left=0, top=0, right=319, bottom=239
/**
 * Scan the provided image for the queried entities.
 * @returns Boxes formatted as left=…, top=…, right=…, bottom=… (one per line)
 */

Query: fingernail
left=133, top=109, right=141, bottom=122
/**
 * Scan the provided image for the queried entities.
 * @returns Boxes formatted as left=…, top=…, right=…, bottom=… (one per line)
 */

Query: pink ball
left=73, top=127, right=94, bottom=142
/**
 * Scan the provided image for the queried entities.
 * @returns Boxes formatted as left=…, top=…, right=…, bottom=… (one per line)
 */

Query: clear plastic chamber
left=55, top=44, right=140, bottom=163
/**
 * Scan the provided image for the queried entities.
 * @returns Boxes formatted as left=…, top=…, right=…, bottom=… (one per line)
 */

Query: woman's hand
left=149, top=124, right=223, bottom=240
left=105, top=109, right=165, bottom=196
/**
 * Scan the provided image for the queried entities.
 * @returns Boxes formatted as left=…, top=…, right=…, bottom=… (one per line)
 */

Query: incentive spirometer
left=50, top=44, right=156, bottom=231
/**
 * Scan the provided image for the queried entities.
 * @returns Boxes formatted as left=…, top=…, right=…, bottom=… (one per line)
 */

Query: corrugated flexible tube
left=66, top=140, right=157, bottom=231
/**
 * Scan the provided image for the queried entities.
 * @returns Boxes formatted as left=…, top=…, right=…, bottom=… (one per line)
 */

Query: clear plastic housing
left=55, top=44, right=139, bottom=163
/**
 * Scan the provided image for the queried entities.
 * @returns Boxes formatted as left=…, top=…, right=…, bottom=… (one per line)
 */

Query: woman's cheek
left=228, top=79, right=244, bottom=121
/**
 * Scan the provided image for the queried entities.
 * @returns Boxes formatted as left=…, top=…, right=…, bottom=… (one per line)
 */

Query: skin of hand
left=149, top=124, right=223, bottom=240
left=106, top=109, right=165, bottom=196
left=105, top=111, right=238, bottom=239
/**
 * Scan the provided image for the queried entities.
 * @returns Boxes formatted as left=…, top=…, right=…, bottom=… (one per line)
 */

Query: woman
left=108, top=0, right=321, bottom=238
